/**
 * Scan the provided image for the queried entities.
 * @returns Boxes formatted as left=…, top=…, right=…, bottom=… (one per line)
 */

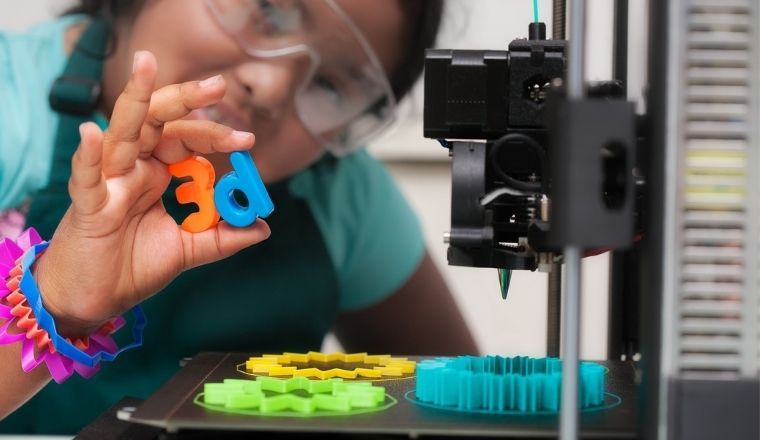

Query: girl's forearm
left=0, top=343, right=51, bottom=420
left=0, top=254, right=93, bottom=420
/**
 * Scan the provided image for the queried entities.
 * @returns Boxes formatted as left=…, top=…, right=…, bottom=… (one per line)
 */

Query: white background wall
left=1, top=0, right=649, bottom=360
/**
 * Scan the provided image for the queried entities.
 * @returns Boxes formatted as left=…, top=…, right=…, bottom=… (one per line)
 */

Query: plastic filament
left=415, top=355, right=605, bottom=414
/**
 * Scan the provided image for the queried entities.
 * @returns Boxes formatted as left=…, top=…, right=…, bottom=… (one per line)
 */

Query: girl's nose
left=233, top=54, right=311, bottom=118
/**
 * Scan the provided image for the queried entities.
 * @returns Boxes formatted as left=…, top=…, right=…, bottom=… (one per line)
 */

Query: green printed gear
left=195, top=376, right=396, bottom=417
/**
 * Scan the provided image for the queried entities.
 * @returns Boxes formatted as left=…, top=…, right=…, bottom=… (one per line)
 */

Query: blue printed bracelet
left=19, top=242, right=147, bottom=368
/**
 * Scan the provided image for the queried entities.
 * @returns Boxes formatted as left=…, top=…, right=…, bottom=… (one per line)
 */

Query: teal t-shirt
left=1, top=16, right=425, bottom=433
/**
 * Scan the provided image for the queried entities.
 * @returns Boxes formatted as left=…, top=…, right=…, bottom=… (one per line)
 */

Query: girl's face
left=107, top=0, right=405, bottom=182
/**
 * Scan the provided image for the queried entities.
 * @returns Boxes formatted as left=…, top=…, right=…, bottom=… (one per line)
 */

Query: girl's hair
left=65, top=0, right=444, bottom=101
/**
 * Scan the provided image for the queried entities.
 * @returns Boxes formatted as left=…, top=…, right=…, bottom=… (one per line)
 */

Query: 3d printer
left=104, top=1, right=759, bottom=439
left=425, top=1, right=759, bottom=439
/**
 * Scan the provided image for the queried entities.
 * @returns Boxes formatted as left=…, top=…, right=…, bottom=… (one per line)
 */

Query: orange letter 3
left=167, top=156, right=220, bottom=233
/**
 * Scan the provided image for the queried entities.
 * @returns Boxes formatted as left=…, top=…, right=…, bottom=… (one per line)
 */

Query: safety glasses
left=205, top=0, right=397, bottom=156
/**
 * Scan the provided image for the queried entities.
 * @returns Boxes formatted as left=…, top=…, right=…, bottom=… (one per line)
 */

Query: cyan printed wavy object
left=415, top=355, right=606, bottom=414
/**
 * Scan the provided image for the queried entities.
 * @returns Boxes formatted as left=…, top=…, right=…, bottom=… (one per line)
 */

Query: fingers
left=102, top=51, right=157, bottom=176
left=139, top=75, right=227, bottom=154
left=180, top=220, right=271, bottom=270
left=69, top=122, right=108, bottom=216
left=100, top=50, right=253, bottom=181
left=153, top=120, right=255, bottom=165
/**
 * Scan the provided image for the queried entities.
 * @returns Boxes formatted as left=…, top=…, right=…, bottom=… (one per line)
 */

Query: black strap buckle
left=49, top=75, right=102, bottom=116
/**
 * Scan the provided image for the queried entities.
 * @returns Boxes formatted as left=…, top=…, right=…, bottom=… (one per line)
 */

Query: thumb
left=179, top=220, right=271, bottom=270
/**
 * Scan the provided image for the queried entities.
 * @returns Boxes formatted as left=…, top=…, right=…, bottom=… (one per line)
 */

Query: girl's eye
left=252, top=0, right=298, bottom=36
left=258, top=0, right=277, bottom=22
left=313, top=75, right=343, bottom=106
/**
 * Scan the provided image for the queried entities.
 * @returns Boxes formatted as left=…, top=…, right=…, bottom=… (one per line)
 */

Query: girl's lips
left=188, top=101, right=252, bottom=131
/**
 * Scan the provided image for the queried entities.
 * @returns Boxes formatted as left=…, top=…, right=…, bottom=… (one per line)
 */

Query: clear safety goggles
left=205, top=0, right=397, bottom=156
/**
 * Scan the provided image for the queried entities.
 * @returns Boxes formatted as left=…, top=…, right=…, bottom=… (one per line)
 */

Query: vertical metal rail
left=553, top=0, right=566, bottom=39
left=561, top=0, right=587, bottom=439
left=613, top=0, right=629, bottom=93
left=561, top=246, right=582, bottom=440
left=547, top=264, right=562, bottom=357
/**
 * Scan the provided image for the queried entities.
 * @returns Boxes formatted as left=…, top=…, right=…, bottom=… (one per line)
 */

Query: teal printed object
left=415, top=356, right=606, bottom=413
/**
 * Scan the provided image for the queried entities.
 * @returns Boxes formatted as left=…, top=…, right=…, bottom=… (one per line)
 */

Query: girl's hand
left=33, top=51, right=270, bottom=336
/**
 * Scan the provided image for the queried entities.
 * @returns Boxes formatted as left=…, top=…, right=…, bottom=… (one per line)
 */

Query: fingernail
left=79, top=122, right=87, bottom=139
left=132, top=51, right=145, bottom=73
left=199, top=75, right=223, bottom=88
left=231, top=130, right=254, bottom=140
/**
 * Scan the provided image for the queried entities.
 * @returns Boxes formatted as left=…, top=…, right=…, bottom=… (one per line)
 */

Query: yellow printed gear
left=244, top=352, right=416, bottom=380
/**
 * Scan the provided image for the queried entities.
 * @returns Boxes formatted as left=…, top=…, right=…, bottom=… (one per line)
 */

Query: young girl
left=0, top=0, right=477, bottom=433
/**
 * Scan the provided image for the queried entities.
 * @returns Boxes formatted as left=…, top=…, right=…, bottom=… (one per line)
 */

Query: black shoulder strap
left=27, top=17, right=113, bottom=238
left=48, top=17, right=111, bottom=116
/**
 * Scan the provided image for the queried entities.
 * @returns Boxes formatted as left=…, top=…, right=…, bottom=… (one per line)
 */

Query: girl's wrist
left=33, top=253, right=105, bottom=339
left=1, top=228, right=146, bottom=383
